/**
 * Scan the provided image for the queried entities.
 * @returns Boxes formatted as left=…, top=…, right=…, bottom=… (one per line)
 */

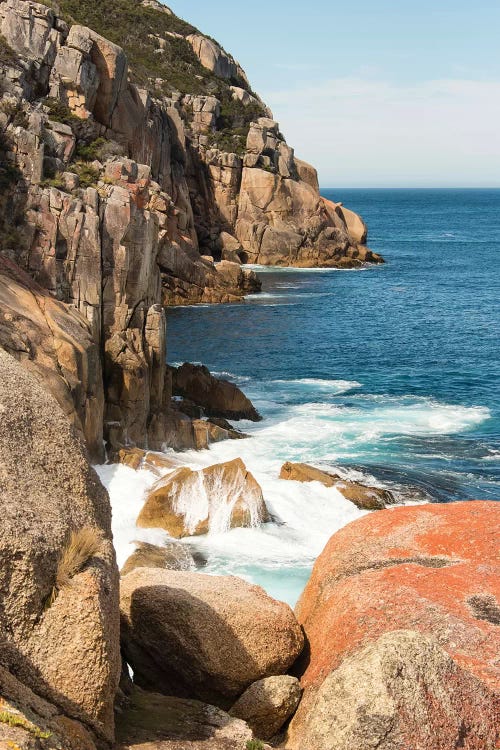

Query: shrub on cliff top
left=50, top=0, right=213, bottom=94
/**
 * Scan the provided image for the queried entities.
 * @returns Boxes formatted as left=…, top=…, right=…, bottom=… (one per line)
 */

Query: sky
left=168, top=0, right=500, bottom=187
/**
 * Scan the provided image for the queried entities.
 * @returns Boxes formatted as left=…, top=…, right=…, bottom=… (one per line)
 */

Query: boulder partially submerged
left=280, top=461, right=395, bottom=509
left=120, top=568, right=304, bottom=707
left=171, top=363, right=261, bottom=421
left=137, top=457, right=269, bottom=537
left=121, top=541, right=195, bottom=576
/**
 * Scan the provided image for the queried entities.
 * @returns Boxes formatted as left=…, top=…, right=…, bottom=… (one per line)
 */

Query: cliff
left=0, top=0, right=381, bottom=458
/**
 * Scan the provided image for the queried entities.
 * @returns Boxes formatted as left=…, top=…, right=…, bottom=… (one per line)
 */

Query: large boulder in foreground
left=170, top=363, right=261, bottom=421
left=0, top=349, right=120, bottom=742
left=120, top=568, right=304, bottom=707
left=288, top=501, right=500, bottom=749
left=288, top=630, right=498, bottom=750
left=229, top=675, right=302, bottom=740
left=280, top=461, right=395, bottom=509
left=137, top=457, right=269, bottom=537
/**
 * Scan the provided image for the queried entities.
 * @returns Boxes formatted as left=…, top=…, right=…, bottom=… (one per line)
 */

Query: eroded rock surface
left=288, top=501, right=500, bottom=750
left=288, top=630, right=499, bottom=750
left=120, top=568, right=304, bottom=707
left=0, top=349, right=120, bottom=742
left=279, top=461, right=395, bottom=509
left=229, top=675, right=302, bottom=740
left=137, top=457, right=269, bottom=537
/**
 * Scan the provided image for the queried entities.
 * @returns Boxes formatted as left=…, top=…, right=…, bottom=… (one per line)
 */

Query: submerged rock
left=136, top=457, right=269, bottom=537
left=288, top=501, right=500, bottom=749
left=171, top=363, right=261, bottom=421
left=279, top=461, right=395, bottom=509
left=229, top=675, right=302, bottom=740
left=120, top=568, right=304, bottom=707
left=121, top=541, right=195, bottom=576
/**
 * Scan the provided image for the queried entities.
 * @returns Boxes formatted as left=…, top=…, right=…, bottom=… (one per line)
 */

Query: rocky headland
left=0, top=1, right=498, bottom=749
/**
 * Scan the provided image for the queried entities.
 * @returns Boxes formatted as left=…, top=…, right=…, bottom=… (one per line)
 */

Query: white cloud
left=260, top=77, right=500, bottom=186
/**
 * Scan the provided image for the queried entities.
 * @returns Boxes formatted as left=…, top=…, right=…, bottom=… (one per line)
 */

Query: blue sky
left=169, top=1, right=500, bottom=187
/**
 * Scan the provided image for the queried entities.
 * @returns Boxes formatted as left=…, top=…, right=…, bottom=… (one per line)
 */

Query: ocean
left=99, top=188, right=500, bottom=606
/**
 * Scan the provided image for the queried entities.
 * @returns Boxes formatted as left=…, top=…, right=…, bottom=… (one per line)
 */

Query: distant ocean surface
left=102, top=189, right=500, bottom=606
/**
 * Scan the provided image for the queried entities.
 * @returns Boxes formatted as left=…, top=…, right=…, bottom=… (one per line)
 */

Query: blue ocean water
left=167, top=189, right=500, bottom=502
left=159, top=189, right=500, bottom=603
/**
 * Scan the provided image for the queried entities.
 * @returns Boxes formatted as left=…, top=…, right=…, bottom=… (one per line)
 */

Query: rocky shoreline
left=0, top=1, right=498, bottom=749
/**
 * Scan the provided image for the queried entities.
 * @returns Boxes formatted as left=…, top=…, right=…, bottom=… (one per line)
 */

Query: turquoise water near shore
left=101, top=189, right=500, bottom=606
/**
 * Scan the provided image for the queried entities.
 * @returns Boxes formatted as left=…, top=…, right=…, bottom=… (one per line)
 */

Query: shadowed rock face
left=287, top=501, right=500, bottom=750
left=0, top=349, right=120, bottom=742
left=171, top=363, right=261, bottom=421
left=120, top=568, right=304, bottom=708
left=115, top=686, right=256, bottom=750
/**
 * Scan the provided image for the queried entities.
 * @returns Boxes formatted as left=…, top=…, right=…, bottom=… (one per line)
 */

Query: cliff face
left=0, top=0, right=381, bottom=457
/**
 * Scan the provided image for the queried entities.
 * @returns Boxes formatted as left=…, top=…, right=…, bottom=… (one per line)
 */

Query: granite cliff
left=0, top=0, right=381, bottom=458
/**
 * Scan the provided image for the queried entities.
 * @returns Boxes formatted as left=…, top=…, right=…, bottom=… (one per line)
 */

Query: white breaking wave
left=271, top=378, right=362, bottom=392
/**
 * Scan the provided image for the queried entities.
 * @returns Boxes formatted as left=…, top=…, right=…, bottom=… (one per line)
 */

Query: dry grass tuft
left=48, top=526, right=102, bottom=606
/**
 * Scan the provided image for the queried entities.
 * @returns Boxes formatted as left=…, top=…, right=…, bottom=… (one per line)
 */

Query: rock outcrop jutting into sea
left=0, top=0, right=381, bottom=458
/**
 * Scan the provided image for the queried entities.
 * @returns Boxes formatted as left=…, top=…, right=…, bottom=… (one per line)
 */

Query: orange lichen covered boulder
left=288, top=501, right=500, bottom=749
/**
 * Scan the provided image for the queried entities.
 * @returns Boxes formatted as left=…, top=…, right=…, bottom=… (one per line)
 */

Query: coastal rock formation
left=288, top=630, right=498, bottom=750
left=0, top=0, right=381, bottom=458
left=121, top=541, right=195, bottom=576
left=120, top=568, right=304, bottom=707
left=280, top=461, right=395, bottom=509
left=137, top=457, right=269, bottom=537
left=229, top=675, right=302, bottom=740
left=171, top=362, right=261, bottom=421
left=0, top=255, right=104, bottom=460
left=288, top=501, right=500, bottom=749
left=0, top=349, right=120, bottom=742
left=116, top=686, right=256, bottom=750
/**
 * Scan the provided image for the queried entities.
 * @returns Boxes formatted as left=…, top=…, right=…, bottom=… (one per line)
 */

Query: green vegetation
left=207, top=93, right=265, bottom=156
left=0, top=711, right=52, bottom=740
left=40, top=173, right=66, bottom=189
left=72, top=161, right=100, bottom=187
left=74, top=136, right=123, bottom=162
left=41, top=0, right=213, bottom=94
left=0, top=133, right=20, bottom=193
left=43, top=97, right=80, bottom=127
left=246, top=741, right=266, bottom=750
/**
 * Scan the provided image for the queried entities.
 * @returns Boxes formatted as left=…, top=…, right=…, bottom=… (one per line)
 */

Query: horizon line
left=320, top=186, right=500, bottom=190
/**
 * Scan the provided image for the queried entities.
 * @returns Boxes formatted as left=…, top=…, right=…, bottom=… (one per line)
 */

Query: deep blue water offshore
left=158, top=189, right=500, bottom=602
left=168, top=189, right=500, bottom=503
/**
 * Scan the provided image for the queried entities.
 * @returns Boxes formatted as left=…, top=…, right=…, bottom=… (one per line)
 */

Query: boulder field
left=1, top=351, right=498, bottom=749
